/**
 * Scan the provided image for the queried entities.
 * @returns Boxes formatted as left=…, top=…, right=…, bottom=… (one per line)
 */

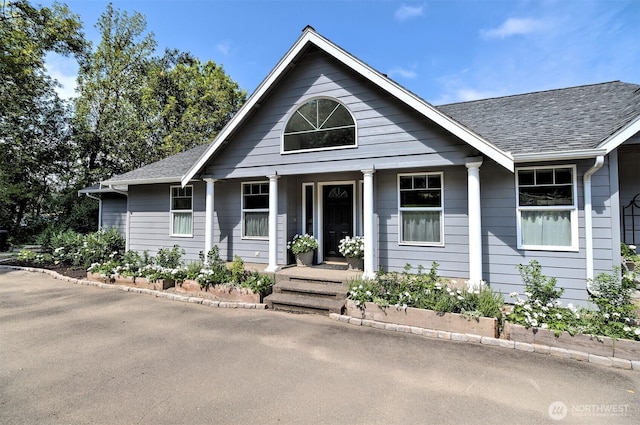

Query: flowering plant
left=338, top=236, right=364, bottom=258
left=287, top=234, right=318, bottom=254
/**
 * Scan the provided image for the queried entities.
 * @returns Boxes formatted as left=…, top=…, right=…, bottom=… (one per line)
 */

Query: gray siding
left=205, top=50, right=475, bottom=179
left=128, top=183, right=205, bottom=262
left=101, top=194, right=127, bottom=237
left=377, top=167, right=470, bottom=280
left=481, top=159, right=617, bottom=304
left=212, top=178, right=289, bottom=265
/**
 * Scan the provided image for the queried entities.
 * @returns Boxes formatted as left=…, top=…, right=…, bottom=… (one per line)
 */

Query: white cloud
left=395, top=4, right=424, bottom=22
left=216, top=40, right=232, bottom=55
left=388, top=66, right=418, bottom=79
left=481, top=18, right=545, bottom=39
left=45, top=53, right=78, bottom=100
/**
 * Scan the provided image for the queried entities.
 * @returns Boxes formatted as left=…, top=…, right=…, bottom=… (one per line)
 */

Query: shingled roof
left=103, top=143, right=210, bottom=186
left=436, top=81, right=640, bottom=155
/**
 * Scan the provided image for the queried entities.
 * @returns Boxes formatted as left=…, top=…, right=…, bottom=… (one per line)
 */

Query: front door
left=323, top=185, right=353, bottom=260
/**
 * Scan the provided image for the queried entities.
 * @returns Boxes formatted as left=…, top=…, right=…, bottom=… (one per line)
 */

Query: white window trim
left=170, top=185, right=193, bottom=237
left=515, top=164, right=579, bottom=251
left=397, top=172, right=445, bottom=247
left=241, top=181, right=269, bottom=240
left=281, top=96, right=358, bottom=154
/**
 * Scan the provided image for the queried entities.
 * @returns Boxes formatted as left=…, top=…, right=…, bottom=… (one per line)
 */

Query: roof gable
left=181, top=27, right=514, bottom=186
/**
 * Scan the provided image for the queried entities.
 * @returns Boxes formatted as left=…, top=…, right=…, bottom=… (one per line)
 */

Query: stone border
left=0, top=265, right=267, bottom=310
left=329, top=312, right=640, bottom=372
left=2, top=265, right=637, bottom=372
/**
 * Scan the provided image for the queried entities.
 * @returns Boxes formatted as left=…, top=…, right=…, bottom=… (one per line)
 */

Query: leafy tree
left=0, top=0, right=86, bottom=239
left=73, top=4, right=247, bottom=184
left=145, top=50, right=246, bottom=156
left=72, top=3, right=157, bottom=184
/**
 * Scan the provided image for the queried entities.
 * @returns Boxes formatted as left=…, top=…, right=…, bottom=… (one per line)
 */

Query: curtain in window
left=402, top=211, right=441, bottom=243
left=245, top=212, right=268, bottom=237
left=173, top=212, right=192, bottom=235
left=521, top=210, right=571, bottom=246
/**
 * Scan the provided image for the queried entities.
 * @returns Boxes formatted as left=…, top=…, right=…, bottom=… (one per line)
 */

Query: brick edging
left=0, top=265, right=267, bottom=310
left=329, top=312, right=640, bottom=372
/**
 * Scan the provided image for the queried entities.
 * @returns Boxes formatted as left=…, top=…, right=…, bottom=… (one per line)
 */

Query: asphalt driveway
left=1, top=268, right=639, bottom=424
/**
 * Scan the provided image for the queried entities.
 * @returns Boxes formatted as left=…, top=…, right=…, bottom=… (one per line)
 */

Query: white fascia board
left=181, top=28, right=514, bottom=186
left=598, top=115, right=640, bottom=154
left=514, top=149, right=607, bottom=163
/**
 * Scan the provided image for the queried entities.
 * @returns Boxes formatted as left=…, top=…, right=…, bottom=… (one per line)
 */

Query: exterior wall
left=205, top=50, right=474, bottom=180
left=377, top=167, right=470, bottom=280
left=127, top=183, right=205, bottom=262
left=481, top=159, right=617, bottom=305
left=100, top=193, right=127, bottom=237
left=212, top=178, right=288, bottom=265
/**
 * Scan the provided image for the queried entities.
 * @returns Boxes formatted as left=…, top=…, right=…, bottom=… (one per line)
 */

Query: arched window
left=283, top=98, right=356, bottom=152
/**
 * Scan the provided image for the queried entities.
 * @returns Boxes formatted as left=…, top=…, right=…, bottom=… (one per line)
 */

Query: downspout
left=83, top=192, right=102, bottom=230
left=584, top=156, right=605, bottom=283
left=109, top=185, right=130, bottom=251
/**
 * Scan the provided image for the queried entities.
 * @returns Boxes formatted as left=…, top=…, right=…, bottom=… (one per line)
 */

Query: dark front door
left=323, top=184, right=353, bottom=259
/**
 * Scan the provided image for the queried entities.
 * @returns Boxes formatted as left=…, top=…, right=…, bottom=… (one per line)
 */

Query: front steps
left=265, top=266, right=360, bottom=315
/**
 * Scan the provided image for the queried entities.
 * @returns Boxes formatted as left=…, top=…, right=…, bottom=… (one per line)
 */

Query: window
left=242, top=182, right=269, bottom=238
left=171, top=186, right=193, bottom=236
left=398, top=173, right=443, bottom=245
left=283, top=98, right=355, bottom=152
left=516, top=165, right=577, bottom=250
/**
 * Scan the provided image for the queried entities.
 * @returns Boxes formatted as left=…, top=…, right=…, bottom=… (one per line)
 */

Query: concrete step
left=264, top=293, right=345, bottom=315
left=274, top=280, right=348, bottom=299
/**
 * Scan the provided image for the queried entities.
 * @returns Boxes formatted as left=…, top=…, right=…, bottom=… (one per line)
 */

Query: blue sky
left=42, top=0, right=639, bottom=105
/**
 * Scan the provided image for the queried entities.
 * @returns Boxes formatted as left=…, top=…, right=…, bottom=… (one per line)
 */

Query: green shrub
left=154, top=245, right=184, bottom=269
left=517, top=260, right=564, bottom=305
left=347, top=263, right=504, bottom=320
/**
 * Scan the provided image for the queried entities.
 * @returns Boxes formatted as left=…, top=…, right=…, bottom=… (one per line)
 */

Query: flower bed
left=87, top=273, right=175, bottom=290
left=175, top=279, right=270, bottom=303
left=505, top=322, right=640, bottom=360
left=346, top=300, right=499, bottom=338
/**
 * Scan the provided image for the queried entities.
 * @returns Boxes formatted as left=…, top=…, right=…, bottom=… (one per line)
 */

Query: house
left=94, top=27, right=640, bottom=304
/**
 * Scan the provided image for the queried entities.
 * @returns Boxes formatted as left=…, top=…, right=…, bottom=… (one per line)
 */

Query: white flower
left=603, top=313, right=610, bottom=319
left=556, top=313, right=562, bottom=320
left=540, top=323, right=548, bottom=329
left=624, top=326, right=632, bottom=333
left=635, top=328, right=640, bottom=336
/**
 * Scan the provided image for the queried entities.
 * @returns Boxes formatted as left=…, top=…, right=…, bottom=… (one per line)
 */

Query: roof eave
left=513, top=149, right=607, bottom=163
left=102, top=176, right=182, bottom=187
left=598, top=115, right=640, bottom=154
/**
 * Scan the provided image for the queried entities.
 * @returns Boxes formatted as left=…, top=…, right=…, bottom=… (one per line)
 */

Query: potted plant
left=339, top=236, right=364, bottom=270
left=287, top=234, right=318, bottom=266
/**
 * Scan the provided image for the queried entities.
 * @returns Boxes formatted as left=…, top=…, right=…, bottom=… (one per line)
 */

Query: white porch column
left=203, top=178, right=217, bottom=259
left=362, top=168, right=376, bottom=279
left=465, top=157, right=483, bottom=290
left=266, top=174, right=280, bottom=273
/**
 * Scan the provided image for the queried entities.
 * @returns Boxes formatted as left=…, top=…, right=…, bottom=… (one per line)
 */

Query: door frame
left=317, top=180, right=357, bottom=263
